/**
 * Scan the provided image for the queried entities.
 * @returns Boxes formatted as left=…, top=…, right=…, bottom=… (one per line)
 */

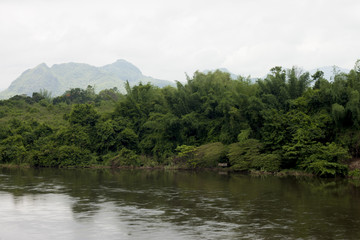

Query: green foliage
left=190, top=142, right=227, bottom=168
left=345, top=90, right=360, bottom=127
left=300, top=143, right=350, bottom=177
left=252, top=154, right=282, bottom=172
left=332, top=103, right=345, bottom=126
left=227, top=139, right=281, bottom=172
left=98, top=87, right=122, bottom=102
left=237, top=129, right=251, bottom=143
left=56, top=125, right=91, bottom=149
left=337, top=130, right=360, bottom=158
left=95, top=120, right=119, bottom=153
left=349, top=169, right=360, bottom=178
left=0, top=124, right=10, bottom=140
left=173, top=145, right=198, bottom=166
left=303, top=143, right=350, bottom=165
left=0, top=109, right=6, bottom=118
left=29, top=141, right=59, bottom=167
left=53, top=86, right=97, bottom=105
left=110, top=148, right=140, bottom=167
left=0, top=137, right=27, bottom=164
left=176, top=145, right=197, bottom=158
left=260, top=109, right=288, bottom=151
left=174, top=143, right=227, bottom=168
left=119, top=127, right=138, bottom=149
left=306, top=161, right=348, bottom=177
left=57, top=145, right=92, bottom=167
left=2, top=61, right=360, bottom=176
left=69, top=103, right=99, bottom=126
left=228, top=139, right=263, bottom=171
left=278, top=109, right=333, bottom=168
left=39, top=89, right=52, bottom=101
left=32, top=92, right=45, bottom=103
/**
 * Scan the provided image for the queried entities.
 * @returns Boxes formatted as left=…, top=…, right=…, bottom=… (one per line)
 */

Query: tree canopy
left=1, top=62, right=360, bottom=177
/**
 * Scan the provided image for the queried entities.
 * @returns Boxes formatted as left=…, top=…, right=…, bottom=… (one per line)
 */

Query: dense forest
left=1, top=61, right=360, bottom=177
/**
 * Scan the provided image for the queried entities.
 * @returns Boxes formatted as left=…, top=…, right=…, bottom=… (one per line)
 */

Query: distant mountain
left=205, top=66, right=351, bottom=83
left=0, top=59, right=174, bottom=99
left=203, top=68, right=239, bottom=80
left=202, top=68, right=261, bottom=84
left=308, top=66, right=350, bottom=81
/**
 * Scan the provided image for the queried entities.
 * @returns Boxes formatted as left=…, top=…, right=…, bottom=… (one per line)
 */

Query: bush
left=57, top=145, right=92, bottom=167
left=349, top=169, right=360, bottom=178
left=0, top=144, right=27, bottom=164
left=139, top=155, right=158, bottom=167
left=68, top=103, right=99, bottom=127
left=176, top=145, right=198, bottom=157
left=0, top=135, right=27, bottom=164
left=173, top=145, right=198, bottom=166
left=173, top=143, right=227, bottom=168
left=110, top=148, right=140, bottom=167
left=190, top=142, right=227, bottom=168
left=227, top=139, right=263, bottom=171
left=301, top=142, right=350, bottom=177
left=252, top=153, right=281, bottom=172
left=119, top=127, right=138, bottom=149
left=0, top=110, right=6, bottom=118
left=227, top=139, right=281, bottom=172
left=306, top=160, right=348, bottom=177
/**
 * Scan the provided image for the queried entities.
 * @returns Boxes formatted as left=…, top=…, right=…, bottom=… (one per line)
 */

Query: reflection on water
left=1, top=168, right=360, bottom=239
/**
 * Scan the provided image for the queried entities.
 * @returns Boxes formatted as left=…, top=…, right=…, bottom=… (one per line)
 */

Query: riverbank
left=0, top=163, right=314, bottom=177
left=3, top=162, right=360, bottom=179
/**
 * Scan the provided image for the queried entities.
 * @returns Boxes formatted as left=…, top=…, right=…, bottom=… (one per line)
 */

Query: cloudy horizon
left=1, top=0, right=360, bottom=90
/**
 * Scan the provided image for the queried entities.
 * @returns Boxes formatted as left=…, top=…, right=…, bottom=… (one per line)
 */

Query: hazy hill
left=205, top=65, right=351, bottom=83
left=0, top=59, right=174, bottom=99
left=308, top=66, right=350, bottom=81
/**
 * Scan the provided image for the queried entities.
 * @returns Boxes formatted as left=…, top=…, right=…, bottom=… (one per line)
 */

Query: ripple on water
left=1, top=169, right=360, bottom=240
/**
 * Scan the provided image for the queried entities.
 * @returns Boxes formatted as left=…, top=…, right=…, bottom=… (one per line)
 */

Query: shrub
left=110, top=148, right=140, bottom=167
left=252, top=153, right=281, bottom=172
left=139, top=155, right=158, bottom=167
left=0, top=135, right=27, bottom=164
left=227, top=139, right=263, bottom=171
left=176, top=145, right=198, bottom=157
left=173, top=145, right=198, bottom=166
left=306, top=160, right=348, bottom=177
left=301, top=142, right=350, bottom=177
left=190, top=142, right=227, bottom=168
left=68, top=103, right=99, bottom=127
left=119, top=127, right=138, bottom=149
left=349, top=169, right=360, bottom=178
left=57, top=145, right=92, bottom=167
left=0, top=144, right=27, bottom=164
left=0, top=110, right=6, bottom=118
left=173, top=143, right=227, bottom=168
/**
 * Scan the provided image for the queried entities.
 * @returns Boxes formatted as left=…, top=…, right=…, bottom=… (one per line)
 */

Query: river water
left=0, top=168, right=360, bottom=239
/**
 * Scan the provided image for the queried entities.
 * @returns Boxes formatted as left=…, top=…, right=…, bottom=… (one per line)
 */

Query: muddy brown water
left=1, top=168, right=360, bottom=239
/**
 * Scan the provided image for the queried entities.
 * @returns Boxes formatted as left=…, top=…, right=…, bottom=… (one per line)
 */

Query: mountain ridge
left=0, top=59, right=175, bottom=99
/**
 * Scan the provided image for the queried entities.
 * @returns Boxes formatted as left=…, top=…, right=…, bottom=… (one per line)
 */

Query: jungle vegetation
left=1, top=61, right=360, bottom=177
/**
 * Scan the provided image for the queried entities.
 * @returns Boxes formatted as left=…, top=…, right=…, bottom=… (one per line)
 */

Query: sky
left=0, top=0, right=360, bottom=90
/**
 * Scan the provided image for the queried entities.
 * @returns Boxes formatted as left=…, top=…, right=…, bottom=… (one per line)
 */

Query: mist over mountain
left=0, top=59, right=175, bottom=99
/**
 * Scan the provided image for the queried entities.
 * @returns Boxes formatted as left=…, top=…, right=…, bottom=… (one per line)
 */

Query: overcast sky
left=0, top=0, right=359, bottom=90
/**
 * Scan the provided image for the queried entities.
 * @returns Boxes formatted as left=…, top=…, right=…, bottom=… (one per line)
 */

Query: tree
left=69, top=104, right=99, bottom=127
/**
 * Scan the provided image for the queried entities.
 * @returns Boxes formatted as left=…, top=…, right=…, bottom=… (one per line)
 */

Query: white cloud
left=0, top=0, right=360, bottom=89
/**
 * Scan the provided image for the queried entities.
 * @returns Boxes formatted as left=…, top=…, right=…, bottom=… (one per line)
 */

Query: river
left=0, top=168, right=359, bottom=239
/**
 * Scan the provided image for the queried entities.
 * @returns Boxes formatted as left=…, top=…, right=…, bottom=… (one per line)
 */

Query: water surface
left=1, top=168, right=360, bottom=239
